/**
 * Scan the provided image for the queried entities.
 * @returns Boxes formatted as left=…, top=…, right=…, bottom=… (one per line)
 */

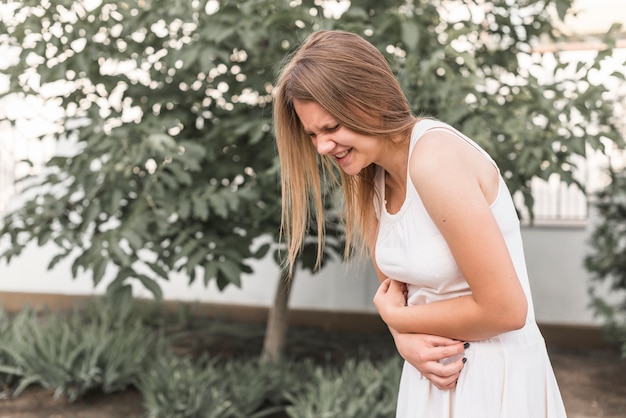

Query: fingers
left=377, top=278, right=392, bottom=292
left=392, top=333, right=469, bottom=391
left=373, top=279, right=390, bottom=304
left=409, top=338, right=467, bottom=390
left=438, top=342, right=468, bottom=361
left=394, top=333, right=468, bottom=364
left=388, top=279, right=403, bottom=291
left=373, top=279, right=390, bottom=303
left=422, top=334, right=464, bottom=346
left=425, top=336, right=469, bottom=361
left=423, top=369, right=460, bottom=390
left=423, top=356, right=466, bottom=390
left=431, top=375, right=459, bottom=391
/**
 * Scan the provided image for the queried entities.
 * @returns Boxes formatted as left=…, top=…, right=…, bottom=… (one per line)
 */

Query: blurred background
left=0, top=0, right=625, bottom=341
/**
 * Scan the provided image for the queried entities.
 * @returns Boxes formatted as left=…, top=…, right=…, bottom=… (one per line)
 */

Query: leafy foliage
left=138, top=352, right=237, bottom=418
left=0, top=299, right=157, bottom=402
left=0, top=308, right=18, bottom=399
left=0, top=0, right=623, bottom=297
left=284, top=358, right=402, bottom=418
left=586, top=168, right=626, bottom=356
left=0, top=298, right=403, bottom=416
left=138, top=352, right=303, bottom=418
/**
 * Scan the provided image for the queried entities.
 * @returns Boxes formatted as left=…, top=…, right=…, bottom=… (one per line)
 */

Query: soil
left=0, top=323, right=624, bottom=418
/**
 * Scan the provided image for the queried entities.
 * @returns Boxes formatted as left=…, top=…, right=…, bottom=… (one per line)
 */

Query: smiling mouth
left=335, top=149, right=351, bottom=159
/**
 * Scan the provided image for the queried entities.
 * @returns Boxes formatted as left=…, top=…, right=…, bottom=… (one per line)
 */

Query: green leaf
left=147, top=133, right=176, bottom=152
left=192, top=198, right=209, bottom=221
left=136, top=274, right=164, bottom=300
left=122, top=229, right=143, bottom=250
left=401, top=19, right=419, bottom=50
left=218, top=259, right=242, bottom=287
left=147, top=262, right=168, bottom=279
left=93, top=257, right=108, bottom=286
left=253, top=243, right=271, bottom=259
left=215, top=271, right=230, bottom=291
left=208, top=194, right=229, bottom=218
left=109, top=240, right=131, bottom=267
left=47, top=252, right=68, bottom=270
left=178, top=199, right=191, bottom=218
left=203, top=262, right=218, bottom=286
left=37, top=229, right=52, bottom=246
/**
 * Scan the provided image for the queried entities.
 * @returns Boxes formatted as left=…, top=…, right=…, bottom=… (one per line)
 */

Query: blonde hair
left=273, top=30, right=416, bottom=271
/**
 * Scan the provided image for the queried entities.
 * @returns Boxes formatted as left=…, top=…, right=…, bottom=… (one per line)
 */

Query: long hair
left=273, top=30, right=416, bottom=271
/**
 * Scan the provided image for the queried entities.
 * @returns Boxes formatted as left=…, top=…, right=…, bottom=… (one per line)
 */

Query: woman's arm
left=367, top=207, right=466, bottom=390
left=373, top=130, right=528, bottom=342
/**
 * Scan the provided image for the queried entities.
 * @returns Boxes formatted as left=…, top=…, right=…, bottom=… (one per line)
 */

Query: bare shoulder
left=408, top=129, right=497, bottom=206
left=408, top=129, right=479, bottom=188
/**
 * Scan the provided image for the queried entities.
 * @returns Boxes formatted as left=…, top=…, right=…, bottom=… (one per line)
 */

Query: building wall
left=0, top=223, right=601, bottom=326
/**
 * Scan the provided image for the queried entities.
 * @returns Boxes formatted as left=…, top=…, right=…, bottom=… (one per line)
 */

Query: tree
left=1, top=0, right=624, bottom=360
left=0, top=0, right=304, bottom=299
left=0, top=0, right=346, bottom=362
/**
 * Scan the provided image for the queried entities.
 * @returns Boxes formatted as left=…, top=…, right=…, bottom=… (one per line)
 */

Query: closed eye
left=305, top=124, right=340, bottom=139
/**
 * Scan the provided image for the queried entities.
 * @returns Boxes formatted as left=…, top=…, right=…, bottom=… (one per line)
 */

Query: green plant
left=586, top=167, right=626, bottom=356
left=0, top=307, right=19, bottom=399
left=138, top=351, right=235, bottom=418
left=0, top=300, right=405, bottom=416
left=0, top=307, right=103, bottom=401
left=0, top=300, right=157, bottom=402
left=221, top=357, right=305, bottom=418
left=284, top=358, right=402, bottom=418
left=138, top=351, right=307, bottom=418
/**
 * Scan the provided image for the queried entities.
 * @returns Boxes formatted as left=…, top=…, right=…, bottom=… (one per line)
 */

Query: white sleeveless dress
left=374, top=119, right=567, bottom=418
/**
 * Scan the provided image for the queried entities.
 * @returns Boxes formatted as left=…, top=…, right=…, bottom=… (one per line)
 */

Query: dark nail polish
left=462, top=357, right=467, bottom=364
left=464, top=342, right=470, bottom=349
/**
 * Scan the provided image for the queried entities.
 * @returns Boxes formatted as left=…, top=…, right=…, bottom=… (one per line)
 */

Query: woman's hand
left=373, top=278, right=408, bottom=327
left=374, top=278, right=467, bottom=389
left=392, top=330, right=467, bottom=390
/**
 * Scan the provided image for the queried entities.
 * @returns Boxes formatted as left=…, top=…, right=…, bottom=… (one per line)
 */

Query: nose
left=314, top=133, right=335, bottom=155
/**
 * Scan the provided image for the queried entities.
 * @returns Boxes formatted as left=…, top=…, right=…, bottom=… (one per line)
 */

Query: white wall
left=0, top=223, right=602, bottom=326
left=522, top=224, right=599, bottom=325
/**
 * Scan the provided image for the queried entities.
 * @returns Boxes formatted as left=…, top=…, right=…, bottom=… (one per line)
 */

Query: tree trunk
left=260, top=267, right=294, bottom=363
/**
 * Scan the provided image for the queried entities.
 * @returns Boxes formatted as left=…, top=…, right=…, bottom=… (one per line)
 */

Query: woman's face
left=293, top=99, right=381, bottom=176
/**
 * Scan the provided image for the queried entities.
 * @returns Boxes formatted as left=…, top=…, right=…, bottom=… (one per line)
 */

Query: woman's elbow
left=503, top=295, right=528, bottom=331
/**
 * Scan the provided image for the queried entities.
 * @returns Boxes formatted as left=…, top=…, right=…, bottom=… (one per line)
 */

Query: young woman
left=273, top=30, right=567, bottom=417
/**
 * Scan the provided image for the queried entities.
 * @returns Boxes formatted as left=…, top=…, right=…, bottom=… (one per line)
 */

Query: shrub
left=138, top=352, right=308, bottom=418
left=284, top=358, right=402, bottom=418
left=586, top=168, right=626, bottom=356
left=0, top=300, right=157, bottom=401
left=219, top=358, right=302, bottom=417
left=0, top=307, right=19, bottom=399
left=0, top=299, right=405, bottom=415
left=138, top=351, right=235, bottom=418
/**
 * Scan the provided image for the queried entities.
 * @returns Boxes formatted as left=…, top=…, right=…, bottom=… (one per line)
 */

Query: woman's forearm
left=380, top=293, right=527, bottom=341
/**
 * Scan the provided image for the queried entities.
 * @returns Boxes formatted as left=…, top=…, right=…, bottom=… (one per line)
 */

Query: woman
left=273, top=30, right=567, bottom=417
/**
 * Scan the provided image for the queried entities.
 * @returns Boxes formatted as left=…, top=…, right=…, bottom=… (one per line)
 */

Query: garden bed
left=0, top=319, right=624, bottom=418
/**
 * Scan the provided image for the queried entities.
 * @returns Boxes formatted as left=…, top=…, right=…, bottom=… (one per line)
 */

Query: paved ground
left=550, top=346, right=626, bottom=418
